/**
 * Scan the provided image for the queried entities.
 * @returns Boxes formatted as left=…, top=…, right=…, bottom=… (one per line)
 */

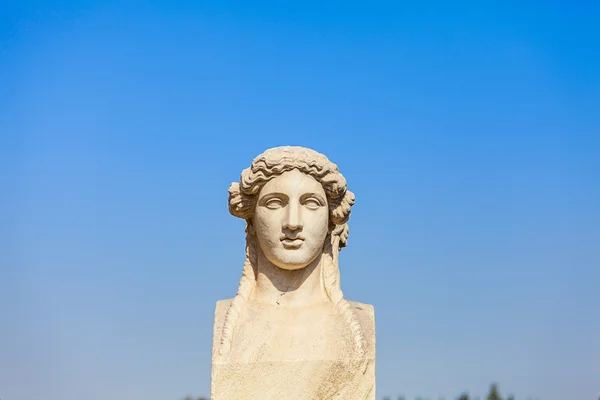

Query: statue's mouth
left=281, top=237, right=304, bottom=248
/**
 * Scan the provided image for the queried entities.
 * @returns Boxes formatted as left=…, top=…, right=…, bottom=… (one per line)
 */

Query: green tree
left=486, top=383, right=503, bottom=400
left=457, top=393, right=470, bottom=400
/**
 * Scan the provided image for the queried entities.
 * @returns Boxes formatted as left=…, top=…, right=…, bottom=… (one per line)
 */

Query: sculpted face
left=254, top=169, right=329, bottom=270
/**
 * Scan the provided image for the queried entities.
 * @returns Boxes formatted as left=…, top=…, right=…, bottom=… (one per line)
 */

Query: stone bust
left=211, top=146, right=375, bottom=399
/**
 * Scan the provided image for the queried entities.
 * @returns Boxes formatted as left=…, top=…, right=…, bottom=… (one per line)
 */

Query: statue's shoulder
left=347, top=300, right=375, bottom=323
left=215, top=298, right=233, bottom=315
left=212, top=298, right=234, bottom=357
left=347, top=300, right=375, bottom=357
left=213, top=298, right=233, bottom=329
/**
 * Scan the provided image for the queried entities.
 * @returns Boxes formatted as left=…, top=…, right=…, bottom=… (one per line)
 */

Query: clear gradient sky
left=1, top=1, right=599, bottom=400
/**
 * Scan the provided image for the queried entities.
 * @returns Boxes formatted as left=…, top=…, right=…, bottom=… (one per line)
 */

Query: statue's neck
left=251, top=250, right=329, bottom=308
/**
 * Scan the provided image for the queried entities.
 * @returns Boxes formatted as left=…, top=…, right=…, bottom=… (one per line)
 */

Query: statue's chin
left=273, top=262, right=310, bottom=271
left=265, top=249, right=320, bottom=271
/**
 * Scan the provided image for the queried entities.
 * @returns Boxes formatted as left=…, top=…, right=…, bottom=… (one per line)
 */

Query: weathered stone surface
left=211, top=146, right=375, bottom=399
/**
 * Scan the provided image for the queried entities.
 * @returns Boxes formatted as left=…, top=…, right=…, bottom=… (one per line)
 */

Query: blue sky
left=1, top=1, right=599, bottom=399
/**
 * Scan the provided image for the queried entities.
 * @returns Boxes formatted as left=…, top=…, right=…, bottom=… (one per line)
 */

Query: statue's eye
left=303, top=198, right=321, bottom=210
left=265, top=198, right=284, bottom=209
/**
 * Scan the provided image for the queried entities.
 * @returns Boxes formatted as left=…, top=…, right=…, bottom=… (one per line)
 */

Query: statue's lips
left=281, top=237, right=304, bottom=248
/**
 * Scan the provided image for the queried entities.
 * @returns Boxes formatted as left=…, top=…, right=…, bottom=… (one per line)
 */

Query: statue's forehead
left=259, top=169, right=325, bottom=196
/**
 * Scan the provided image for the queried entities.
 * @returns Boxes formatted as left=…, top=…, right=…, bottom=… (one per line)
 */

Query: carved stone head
left=228, top=146, right=356, bottom=269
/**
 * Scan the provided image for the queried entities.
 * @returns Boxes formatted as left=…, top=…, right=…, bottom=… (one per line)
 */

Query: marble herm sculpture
left=211, top=146, right=375, bottom=399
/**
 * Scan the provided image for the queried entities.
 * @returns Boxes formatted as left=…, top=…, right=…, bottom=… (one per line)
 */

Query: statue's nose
left=283, top=202, right=302, bottom=230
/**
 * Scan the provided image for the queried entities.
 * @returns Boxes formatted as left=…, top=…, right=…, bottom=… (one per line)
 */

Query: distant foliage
left=381, top=383, right=535, bottom=400
left=486, top=383, right=502, bottom=400
left=186, top=382, right=535, bottom=400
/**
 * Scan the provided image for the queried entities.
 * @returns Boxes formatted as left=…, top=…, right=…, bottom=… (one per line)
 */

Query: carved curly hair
left=219, top=146, right=366, bottom=359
